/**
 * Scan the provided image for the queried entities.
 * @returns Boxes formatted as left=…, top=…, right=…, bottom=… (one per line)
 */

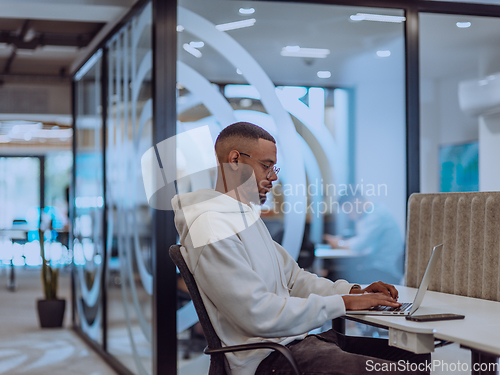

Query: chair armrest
left=204, top=342, right=301, bottom=375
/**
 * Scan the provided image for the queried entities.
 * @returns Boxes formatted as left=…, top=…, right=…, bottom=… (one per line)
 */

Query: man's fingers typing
left=366, top=281, right=399, bottom=300
left=386, top=283, right=399, bottom=299
left=373, top=294, right=401, bottom=307
left=342, top=293, right=401, bottom=311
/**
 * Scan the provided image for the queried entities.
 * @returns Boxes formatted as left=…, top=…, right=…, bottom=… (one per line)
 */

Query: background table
left=314, top=248, right=363, bottom=259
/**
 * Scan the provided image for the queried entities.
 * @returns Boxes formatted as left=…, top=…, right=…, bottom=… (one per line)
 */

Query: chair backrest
left=405, top=192, right=500, bottom=301
left=169, top=245, right=226, bottom=375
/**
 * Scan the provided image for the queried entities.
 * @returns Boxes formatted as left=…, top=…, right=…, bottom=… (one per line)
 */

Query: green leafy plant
left=39, top=229, right=59, bottom=300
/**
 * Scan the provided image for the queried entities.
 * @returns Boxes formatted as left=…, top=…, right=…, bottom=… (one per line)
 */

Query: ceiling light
left=215, top=19, right=256, bottom=32
left=177, top=25, right=184, bottom=32
left=350, top=15, right=365, bottom=21
left=189, top=41, right=205, bottom=48
left=239, top=8, right=255, bottom=15
left=317, top=71, right=331, bottom=78
left=8, top=122, right=43, bottom=135
left=236, top=68, right=243, bottom=75
left=284, top=45, right=300, bottom=52
left=5, top=122, right=72, bottom=141
left=281, top=46, right=330, bottom=58
left=35, top=129, right=73, bottom=139
left=23, top=28, right=36, bottom=42
left=456, top=21, right=471, bottom=28
left=240, top=99, right=252, bottom=108
left=376, top=50, right=391, bottom=57
left=183, top=43, right=202, bottom=58
left=350, top=13, right=406, bottom=23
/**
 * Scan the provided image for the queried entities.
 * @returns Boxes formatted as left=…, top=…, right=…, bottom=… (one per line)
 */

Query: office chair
left=169, top=245, right=301, bottom=375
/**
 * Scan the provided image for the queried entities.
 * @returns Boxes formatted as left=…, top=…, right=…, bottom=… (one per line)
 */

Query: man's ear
left=228, top=150, right=239, bottom=171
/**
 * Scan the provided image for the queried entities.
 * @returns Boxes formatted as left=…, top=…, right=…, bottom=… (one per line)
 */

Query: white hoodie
left=172, top=189, right=356, bottom=375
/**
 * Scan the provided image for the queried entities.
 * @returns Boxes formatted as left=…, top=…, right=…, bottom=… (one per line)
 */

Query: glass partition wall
left=106, top=3, right=153, bottom=373
left=72, top=1, right=500, bottom=374
left=0, top=157, right=41, bottom=270
left=176, top=3, right=406, bottom=351
left=420, top=13, right=500, bottom=194
left=73, top=50, right=104, bottom=346
left=73, top=3, right=154, bottom=375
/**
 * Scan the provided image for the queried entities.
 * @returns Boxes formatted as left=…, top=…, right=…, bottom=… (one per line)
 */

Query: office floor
left=0, top=266, right=117, bottom=375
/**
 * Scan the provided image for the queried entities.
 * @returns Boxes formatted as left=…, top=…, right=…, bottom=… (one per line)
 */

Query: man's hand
left=342, top=293, right=401, bottom=311
left=323, top=234, right=349, bottom=249
left=364, top=281, right=399, bottom=300
left=350, top=281, right=399, bottom=300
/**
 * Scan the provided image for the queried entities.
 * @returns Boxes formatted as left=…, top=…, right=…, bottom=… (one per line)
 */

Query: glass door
left=0, top=157, right=41, bottom=268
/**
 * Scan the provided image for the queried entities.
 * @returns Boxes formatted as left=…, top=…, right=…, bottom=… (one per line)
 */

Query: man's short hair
left=215, top=122, right=275, bottom=146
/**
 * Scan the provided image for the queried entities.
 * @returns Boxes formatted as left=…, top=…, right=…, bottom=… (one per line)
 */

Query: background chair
left=169, top=245, right=301, bottom=375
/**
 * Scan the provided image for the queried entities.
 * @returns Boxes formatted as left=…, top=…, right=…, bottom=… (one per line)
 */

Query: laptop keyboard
left=370, top=302, right=412, bottom=312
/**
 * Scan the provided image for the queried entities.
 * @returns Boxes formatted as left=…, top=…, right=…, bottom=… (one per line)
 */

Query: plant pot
left=36, top=299, right=66, bottom=328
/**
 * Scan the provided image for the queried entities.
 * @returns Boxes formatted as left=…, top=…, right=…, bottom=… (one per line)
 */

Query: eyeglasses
left=238, top=152, right=280, bottom=179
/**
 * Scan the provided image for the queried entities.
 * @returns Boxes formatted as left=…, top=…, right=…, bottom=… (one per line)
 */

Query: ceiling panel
left=420, top=13, right=500, bottom=79
left=0, top=0, right=136, bottom=78
left=178, top=1, right=404, bottom=87
left=0, top=0, right=132, bottom=22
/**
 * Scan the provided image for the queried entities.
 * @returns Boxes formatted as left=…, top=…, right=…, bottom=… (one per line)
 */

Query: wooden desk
left=345, top=286, right=500, bottom=375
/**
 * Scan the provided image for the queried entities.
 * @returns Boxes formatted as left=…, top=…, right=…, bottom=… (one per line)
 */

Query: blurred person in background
left=324, top=193, right=404, bottom=285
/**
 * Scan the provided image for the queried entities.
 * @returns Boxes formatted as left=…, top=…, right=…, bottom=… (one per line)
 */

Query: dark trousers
left=255, top=329, right=431, bottom=375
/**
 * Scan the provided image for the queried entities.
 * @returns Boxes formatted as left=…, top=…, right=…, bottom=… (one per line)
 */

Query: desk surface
left=346, top=286, right=500, bottom=357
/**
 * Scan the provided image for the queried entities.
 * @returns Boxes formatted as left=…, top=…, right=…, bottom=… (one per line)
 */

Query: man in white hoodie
left=172, top=122, right=430, bottom=375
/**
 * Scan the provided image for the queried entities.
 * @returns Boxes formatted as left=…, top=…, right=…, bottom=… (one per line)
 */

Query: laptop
left=347, top=244, right=443, bottom=316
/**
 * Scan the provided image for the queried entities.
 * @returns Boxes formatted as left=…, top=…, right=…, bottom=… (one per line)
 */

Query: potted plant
left=36, top=228, right=66, bottom=328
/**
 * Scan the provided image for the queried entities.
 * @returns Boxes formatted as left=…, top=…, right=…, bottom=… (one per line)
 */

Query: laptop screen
left=409, top=244, right=444, bottom=315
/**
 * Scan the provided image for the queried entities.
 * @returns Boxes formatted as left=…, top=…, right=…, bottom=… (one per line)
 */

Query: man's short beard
left=239, top=167, right=253, bottom=186
left=237, top=166, right=260, bottom=204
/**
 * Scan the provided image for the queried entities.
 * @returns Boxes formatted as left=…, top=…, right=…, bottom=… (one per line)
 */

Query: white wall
left=338, top=38, right=407, bottom=235
left=420, top=78, right=440, bottom=194
left=420, top=73, right=479, bottom=193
